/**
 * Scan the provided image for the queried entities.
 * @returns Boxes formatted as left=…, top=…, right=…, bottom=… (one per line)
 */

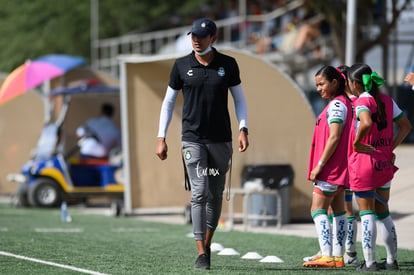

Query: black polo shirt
left=169, top=48, right=241, bottom=143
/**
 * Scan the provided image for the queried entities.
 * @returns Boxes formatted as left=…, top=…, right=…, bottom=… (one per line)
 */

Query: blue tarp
left=50, top=85, right=119, bottom=96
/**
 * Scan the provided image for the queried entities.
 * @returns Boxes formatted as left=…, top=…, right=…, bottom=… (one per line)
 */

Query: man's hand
left=156, top=138, right=168, bottom=160
left=404, top=72, right=414, bottom=86
left=238, top=131, right=249, bottom=152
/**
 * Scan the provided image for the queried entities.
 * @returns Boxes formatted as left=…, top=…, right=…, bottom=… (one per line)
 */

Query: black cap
left=187, top=18, right=217, bottom=37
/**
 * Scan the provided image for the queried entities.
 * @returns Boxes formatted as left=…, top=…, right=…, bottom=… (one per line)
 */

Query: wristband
left=318, top=160, right=325, bottom=167
left=240, top=127, right=248, bottom=135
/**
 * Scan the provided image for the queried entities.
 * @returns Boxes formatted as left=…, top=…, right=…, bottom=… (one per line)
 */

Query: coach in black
left=156, top=17, right=249, bottom=270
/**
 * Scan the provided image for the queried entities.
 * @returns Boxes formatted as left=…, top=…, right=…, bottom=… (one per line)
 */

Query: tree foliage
left=0, top=1, right=89, bottom=72
left=0, top=0, right=411, bottom=73
left=304, top=0, right=413, bottom=63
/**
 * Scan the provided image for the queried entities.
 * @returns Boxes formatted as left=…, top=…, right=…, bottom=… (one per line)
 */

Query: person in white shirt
left=76, top=103, right=121, bottom=159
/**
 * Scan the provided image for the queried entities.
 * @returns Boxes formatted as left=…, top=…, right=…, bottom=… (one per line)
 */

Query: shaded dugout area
left=119, top=49, right=316, bottom=221
left=0, top=68, right=120, bottom=196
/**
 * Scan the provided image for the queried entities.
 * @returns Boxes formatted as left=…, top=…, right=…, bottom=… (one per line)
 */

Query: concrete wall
left=0, top=91, right=43, bottom=195
left=120, top=49, right=316, bottom=221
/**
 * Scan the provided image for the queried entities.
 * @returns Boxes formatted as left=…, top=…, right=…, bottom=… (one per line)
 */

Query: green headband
left=362, top=72, right=385, bottom=91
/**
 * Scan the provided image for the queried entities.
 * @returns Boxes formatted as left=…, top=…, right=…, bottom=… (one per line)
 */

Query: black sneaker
left=195, top=253, right=210, bottom=270
left=356, top=261, right=378, bottom=272
left=377, top=259, right=399, bottom=270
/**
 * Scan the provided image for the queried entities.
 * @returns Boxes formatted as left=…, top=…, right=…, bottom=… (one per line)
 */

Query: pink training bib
left=308, top=94, right=352, bottom=187
left=348, top=93, right=397, bottom=191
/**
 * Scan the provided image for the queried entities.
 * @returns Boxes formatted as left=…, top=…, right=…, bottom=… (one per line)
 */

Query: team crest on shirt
left=184, top=151, right=192, bottom=160
left=217, top=67, right=225, bottom=77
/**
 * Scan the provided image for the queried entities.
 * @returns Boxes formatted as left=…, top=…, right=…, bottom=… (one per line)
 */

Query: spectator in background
left=76, top=103, right=121, bottom=159
left=213, top=0, right=240, bottom=41
left=254, top=9, right=330, bottom=58
left=255, top=13, right=301, bottom=54
left=293, top=16, right=330, bottom=58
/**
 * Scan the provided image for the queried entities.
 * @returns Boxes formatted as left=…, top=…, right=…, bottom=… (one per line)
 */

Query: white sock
left=378, top=215, right=398, bottom=264
left=332, top=213, right=347, bottom=257
left=346, top=216, right=358, bottom=254
left=360, top=212, right=377, bottom=267
left=313, top=213, right=332, bottom=256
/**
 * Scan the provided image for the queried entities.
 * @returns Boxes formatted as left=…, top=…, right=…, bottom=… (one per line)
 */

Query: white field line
left=0, top=251, right=110, bottom=275
left=34, top=228, right=84, bottom=233
left=111, top=227, right=160, bottom=233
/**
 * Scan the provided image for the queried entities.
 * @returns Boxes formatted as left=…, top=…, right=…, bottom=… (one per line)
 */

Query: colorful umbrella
left=0, top=54, right=85, bottom=105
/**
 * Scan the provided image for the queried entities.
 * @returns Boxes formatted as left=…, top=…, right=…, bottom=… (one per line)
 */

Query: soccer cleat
left=344, top=251, right=360, bottom=266
left=194, top=253, right=210, bottom=270
left=303, top=256, right=336, bottom=268
left=356, top=260, right=378, bottom=272
left=303, top=250, right=321, bottom=262
left=377, top=259, right=399, bottom=270
left=334, top=256, right=345, bottom=268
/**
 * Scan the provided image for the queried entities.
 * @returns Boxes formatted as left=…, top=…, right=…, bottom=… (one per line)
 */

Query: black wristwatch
left=240, top=127, right=248, bottom=135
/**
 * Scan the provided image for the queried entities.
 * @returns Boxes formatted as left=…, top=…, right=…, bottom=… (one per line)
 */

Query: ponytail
left=349, top=64, right=387, bottom=128
left=362, top=72, right=386, bottom=127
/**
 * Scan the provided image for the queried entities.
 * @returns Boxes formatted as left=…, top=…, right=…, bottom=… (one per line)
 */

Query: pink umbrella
left=0, top=54, right=85, bottom=105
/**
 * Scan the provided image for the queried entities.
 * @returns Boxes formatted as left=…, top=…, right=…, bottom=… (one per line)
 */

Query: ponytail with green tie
left=362, top=71, right=386, bottom=91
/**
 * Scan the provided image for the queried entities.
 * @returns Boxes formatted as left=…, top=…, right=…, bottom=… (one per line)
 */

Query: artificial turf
left=0, top=203, right=413, bottom=274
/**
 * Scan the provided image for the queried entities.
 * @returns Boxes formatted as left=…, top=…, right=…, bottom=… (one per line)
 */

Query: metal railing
left=92, top=0, right=304, bottom=76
